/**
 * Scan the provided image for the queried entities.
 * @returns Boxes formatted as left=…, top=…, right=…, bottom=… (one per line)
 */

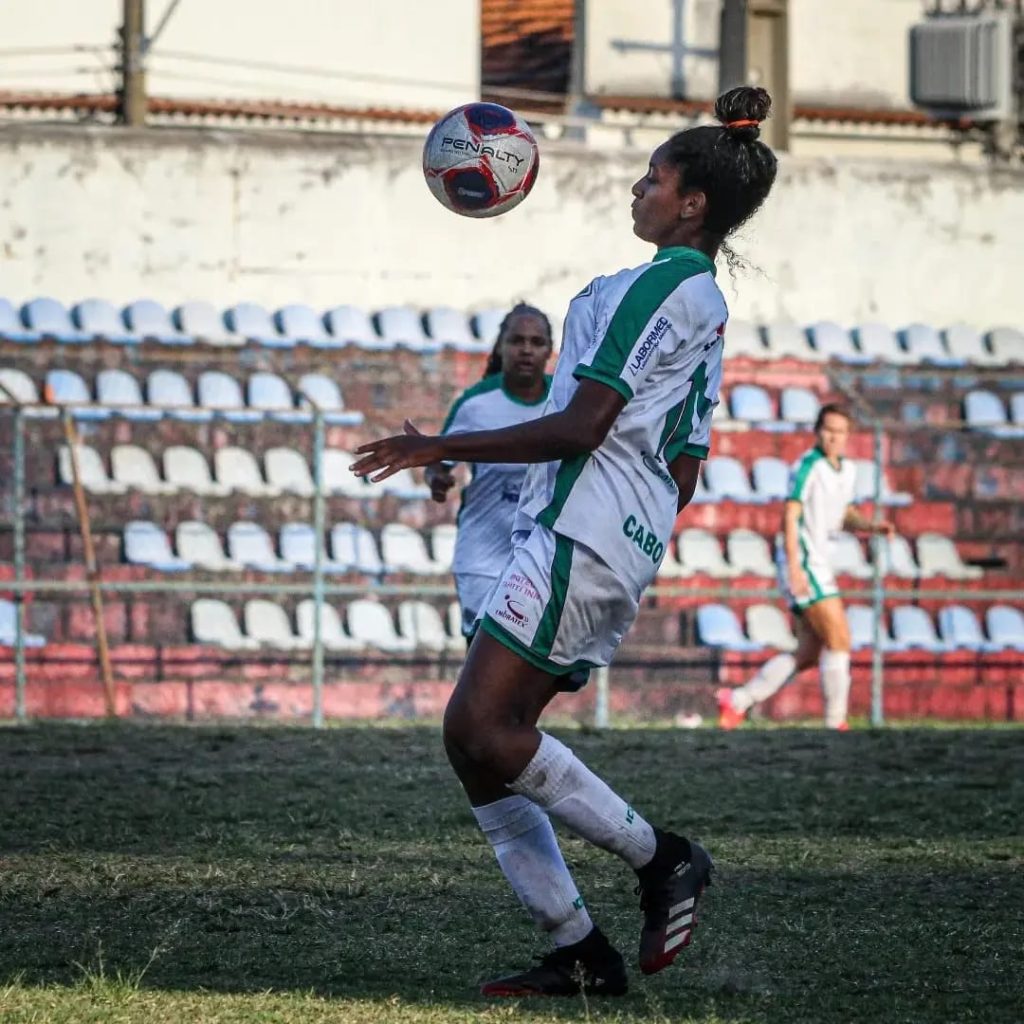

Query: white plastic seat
left=447, top=601, right=465, bottom=643
left=214, top=447, right=281, bottom=497
left=226, top=302, right=289, bottom=347
left=227, top=522, right=293, bottom=572
left=279, top=523, right=347, bottom=572
left=376, top=306, right=437, bottom=352
left=854, top=323, right=907, bottom=364
left=724, top=319, right=767, bottom=359
left=174, top=301, right=243, bottom=346
left=381, top=468, right=431, bottom=500
left=124, top=299, right=189, bottom=345
left=746, top=604, right=797, bottom=651
left=986, top=327, right=1024, bottom=366
left=381, top=523, right=444, bottom=574
left=877, top=535, right=920, bottom=579
left=752, top=457, right=790, bottom=501
left=124, top=520, right=191, bottom=571
left=0, top=368, right=54, bottom=418
left=347, top=599, right=415, bottom=652
left=324, top=305, right=384, bottom=349
left=1010, top=393, right=1024, bottom=426
left=900, top=323, right=959, bottom=366
left=45, top=369, right=108, bottom=421
left=431, top=524, right=457, bottom=571
left=198, top=371, right=261, bottom=423
left=175, top=521, right=243, bottom=571
left=331, top=523, right=384, bottom=574
left=679, top=528, right=734, bottom=578
left=985, top=605, right=1024, bottom=651
left=779, top=387, right=820, bottom=426
left=97, top=369, right=161, bottom=422
left=688, top=468, right=712, bottom=504
left=73, top=298, right=137, bottom=344
left=892, top=605, right=946, bottom=652
left=0, top=598, right=46, bottom=647
left=829, top=532, right=873, bottom=579
left=24, top=297, right=89, bottom=343
left=425, top=306, right=479, bottom=351
left=276, top=304, right=334, bottom=347
left=190, top=599, right=258, bottom=649
left=656, top=535, right=686, bottom=577
left=248, top=372, right=310, bottom=424
left=726, top=529, right=775, bottom=577
left=847, top=605, right=900, bottom=651
left=697, top=604, right=762, bottom=651
left=58, top=445, right=126, bottom=494
left=398, top=600, right=452, bottom=651
left=729, top=384, right=775, bottom=424
left=916, top=533, right=981, bottom=580
left=964, top=389, right=1008, bottom=429
left=944, top=323, right=995, bottom=366
left=808, top=321, right=857, bottom=361
left=111, top=444, right=176, bottom=495
left=0, top=298, right=41, bottom=343
left=705, top=457, right=759, bottom=503
left=296, top=599, right=365, bottom=650
left=297, top=372, right=363, bottom=425
left=265, top=447, right=315, bottom=497
left=147, top=370, right=211, bottom=423
left=472, top=308, right=505, bottom=346
left=763, top=322, right=813, bottom=360
left=164, top=446, right=230, bottom=497
left=323, top=449, right=386, bottom=498
left=244, top=600, right=305, bottom=650
left=853, top=460, right=912, bottom=506
left=938, top=605, right=993, bottom=652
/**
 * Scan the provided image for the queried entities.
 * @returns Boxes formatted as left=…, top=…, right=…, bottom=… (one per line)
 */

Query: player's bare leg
left=802, top=598, right=852, bottom=728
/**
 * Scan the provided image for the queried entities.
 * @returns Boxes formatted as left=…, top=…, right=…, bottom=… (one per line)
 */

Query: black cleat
left=480, top=927, right=628, bottom=998
left=635, top=830, right=713, bottom=976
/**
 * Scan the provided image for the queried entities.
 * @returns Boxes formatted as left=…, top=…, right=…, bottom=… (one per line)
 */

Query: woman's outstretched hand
left=350, top=420, right=444, bottom=483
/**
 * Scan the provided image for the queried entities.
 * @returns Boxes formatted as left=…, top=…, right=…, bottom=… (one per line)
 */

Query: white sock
left=820, top=650, right=852, bottom=728
left=731, top=653, right=798, bottom=713
left=472, top=794, right=593, bottom=947
left=508, top=733, right=657, bottom=871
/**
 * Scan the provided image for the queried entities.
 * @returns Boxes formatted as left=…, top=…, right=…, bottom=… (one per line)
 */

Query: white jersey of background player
left=718, top=404, right=895, bottom=730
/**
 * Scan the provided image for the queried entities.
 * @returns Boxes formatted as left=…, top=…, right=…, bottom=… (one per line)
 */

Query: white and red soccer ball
left=422, top=102, right=539, bottom=218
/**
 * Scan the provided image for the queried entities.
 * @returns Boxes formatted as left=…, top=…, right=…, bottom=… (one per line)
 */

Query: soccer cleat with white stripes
left=634, top=831, right=713, bottom=976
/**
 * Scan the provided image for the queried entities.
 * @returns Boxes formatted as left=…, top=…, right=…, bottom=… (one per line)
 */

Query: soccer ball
left=422, top=102, right=539, bottom=219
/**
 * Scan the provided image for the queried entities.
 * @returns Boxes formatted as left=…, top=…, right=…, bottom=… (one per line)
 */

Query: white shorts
left=480, top=523, right=641, bottom=678
left=777, top=555, right=839, bottom=612
left=454, top=572, right=499, bottom=638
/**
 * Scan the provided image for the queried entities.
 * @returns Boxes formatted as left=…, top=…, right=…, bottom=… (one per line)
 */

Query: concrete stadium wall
left=1, top=124, right=1022, bottom=329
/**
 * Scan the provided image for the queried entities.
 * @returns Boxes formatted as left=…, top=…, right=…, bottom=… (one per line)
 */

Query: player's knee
left=442, top=696, right=502, bottom=770
left=824, top=625, right=851, bottom=653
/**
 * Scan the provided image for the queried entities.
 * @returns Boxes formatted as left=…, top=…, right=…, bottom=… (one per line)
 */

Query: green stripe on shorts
left=533, top=533, right=575, bottom=657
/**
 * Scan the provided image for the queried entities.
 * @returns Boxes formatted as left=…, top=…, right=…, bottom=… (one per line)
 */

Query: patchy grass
left=0, top=723, right=1021, bottom=1023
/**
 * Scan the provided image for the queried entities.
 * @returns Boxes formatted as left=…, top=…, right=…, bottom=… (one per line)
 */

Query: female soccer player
left=717, top=404, right=895, bottom=730
left=426, top=304, right=553, bottom=641
left=353, top=87, right=778, bottom=997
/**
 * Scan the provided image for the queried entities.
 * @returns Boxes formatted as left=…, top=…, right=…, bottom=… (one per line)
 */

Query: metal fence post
left=13, top=408, right=27, bottom=722
left=870, top=420, right=885, bottom=727
left=311, top=408, right=326, bottom=729
left=594, top=665, right=610, bottom=729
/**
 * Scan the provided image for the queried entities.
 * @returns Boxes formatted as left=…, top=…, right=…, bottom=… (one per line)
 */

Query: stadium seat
left=124, top=299, right=190, bottom=345
left=431, top=524, right=457, bottom=571
left=175, top=521, right=244, bottom=572
left=729, top=384, right=776, bottom=424
left=853, top=460, right=912, bottom=506
left=215, top=447, right=281, bottom=497
left=58, top=444, right=127, bottom=494
left=916, top=533, right=983, bottom=580
left=830, top=532, right=873, bottom=579
left=244, top=600, right=305, bottom=650
left=398, top=600, right=458, bottom=651
left=279, top=523, right=347, bottom=572
left=705, top=456, right=760, bottom=503
left=985, top=605, right=1024, bottom=651
left=147, top=370, right=212, bottom=423
left=323, top=449, right=386, bottom=498
left=275, top=304, right=335, bottom=347
left=111, top=445, right=176, bottom=495
left=347, top=599, right=415, bottom=652
left=296, top=599, right=365, bottom=651
left=986, top=326, right=1024, bottom=366
left=937, top=605, right=993, bottom=652
left=688, top=468, right=712, bottom=504
left=248, top=372, right=310, bottom=424
left=746, top=604, right=797, bottom=651
left=123, top=520, right=191, bottom=571
left=226, top=302, right=289, bottom=347
left=381, top=524, right=445, bottom=574
left=23, top=297, right=89, bottom=343
left=324, top=305, right=384, bottom=349
left=656, top=536, right=686, bottom=577
left=877, top=535, right=920, bottom=579
left=679, top=528, right=734, bottom=578
left=752, top=456, right=790, bottom=501
left=763, top=322, right=813, bottom=360
left=472, top=308, right=505, bottom=346
left=0, top=598, right=46, bottom=647
left=97, top=369, right=161, bottom=422
left=892, top=605, right=946, bottom=652
left=847, top=604, right=900, bottom=651
left=1010, top=392, right=1024, bottom=426
left=73, top=298, right=138, bottom=344
left=943, top=323, right=995, bottom=366
left=0, top=368, right=55, bottom=417
left=900, top=323, right=960, bottom=366
left=0, top=297, right=41, bottom=343
left=964, top=389, right=1009, bottom=430
left=381, top=468, right=431, bottom=500
left=297, top=373, right=363, bottom=425
left=808, top=321, right=857, bottom=362
left=190, top=599, right=258, bottom=649
left=447, top=601, right=466, bottom=642
left=726, top=529, right=776, bottom=577
left=197, top=371, right=262, bottom=423
left=164, top=446, right=230, bottom=497
left=779, top=387, right=820, bottom=426
left=697, top=604, right=762, bottom=651
left=173, top=301, right=243, bottom=346
left=853, top=322, right=907, bottom=364
left=724, top=319, right=767, bottom=359
left=265, top=447, right=315, bottom=497
left=45, top=369, right=108, bottom=421
left=331, top=523, right=385, bottom=574
left=227, top=522, right=293, bottom=572
left=376, top=306, right=438, bottom=352
left=425, top=306, right=480, bottom=351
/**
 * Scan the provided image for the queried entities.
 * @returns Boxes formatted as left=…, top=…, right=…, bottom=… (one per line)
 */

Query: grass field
left=1, top=722, right=1022, bottom=1023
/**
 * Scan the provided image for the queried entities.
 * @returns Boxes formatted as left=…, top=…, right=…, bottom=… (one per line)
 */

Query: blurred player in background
left=425, top=304, right=553, bottom=641
left=354, top=87, right=778, bottom=998
left=717, top=404, right=895, bottom=730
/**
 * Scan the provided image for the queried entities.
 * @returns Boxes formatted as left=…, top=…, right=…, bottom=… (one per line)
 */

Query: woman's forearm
left=438, top=409, right=595, bottom=465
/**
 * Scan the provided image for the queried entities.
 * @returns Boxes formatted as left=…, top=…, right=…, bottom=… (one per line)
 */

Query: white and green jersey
left=786, top=447, right=857, bottom=568
left=442, top=373, right=552, bottom=578
left=515, top=246, right=725, bottom=586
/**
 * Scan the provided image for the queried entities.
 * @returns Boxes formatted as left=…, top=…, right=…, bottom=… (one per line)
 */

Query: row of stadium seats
left=698, top=603, right=1024, bottom=654
left=961, top=389, right=1024, bottom=434
left=58, top=445, right=428, bottom=500
left=0, top=368, right=361, bottom=425
left=0, top=599, right=47, bottom=647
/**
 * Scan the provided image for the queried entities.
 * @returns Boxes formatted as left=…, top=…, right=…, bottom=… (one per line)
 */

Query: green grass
left=0, top=723, right=1022, bottom=1023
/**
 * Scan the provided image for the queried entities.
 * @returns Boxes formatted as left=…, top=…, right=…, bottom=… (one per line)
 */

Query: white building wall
left=0, top=125, right=1021, bottom=331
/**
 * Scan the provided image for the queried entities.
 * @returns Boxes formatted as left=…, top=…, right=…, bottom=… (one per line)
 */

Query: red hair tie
left=725, top=119, right=760, bottom=128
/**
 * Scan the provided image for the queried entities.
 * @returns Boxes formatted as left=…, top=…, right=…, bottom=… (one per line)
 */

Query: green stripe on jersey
left=537, top=453, right=589, bottom=528
left=789, top=448, right=824, bottom=502
left=441, top=374, right=504, bottom=433
left=659, top=361, right=713, bottom=463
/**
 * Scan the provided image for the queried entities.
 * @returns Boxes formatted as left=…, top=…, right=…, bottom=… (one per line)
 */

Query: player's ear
left=679, top=189, right=707, bottom=221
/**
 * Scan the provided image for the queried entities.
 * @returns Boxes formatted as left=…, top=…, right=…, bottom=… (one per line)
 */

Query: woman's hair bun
left=714, top=86, right=772, bottom=142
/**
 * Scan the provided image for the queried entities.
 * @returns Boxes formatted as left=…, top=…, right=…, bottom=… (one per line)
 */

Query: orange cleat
left=834, top=721, right=850, bottom=732
left=716, top=688, right=744, bottom=730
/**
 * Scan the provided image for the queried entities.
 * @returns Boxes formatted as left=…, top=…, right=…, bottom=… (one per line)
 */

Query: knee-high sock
left=472, top=794, right=593, bottom=947
left=508, top=733, right=657, bottom=871
left=730, top=653, right=798, bottom=713
left=820, top=650, right=852, bottom=727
